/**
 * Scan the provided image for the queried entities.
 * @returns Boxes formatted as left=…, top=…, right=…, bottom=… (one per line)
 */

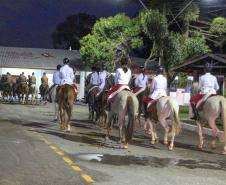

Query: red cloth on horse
left=107, top=84, right=130, bottom=100
left=132, top=87, right=143, bottom=94
left=143, top=97, right=153, bottom=103
left=190, top=94, right=204, bottom=105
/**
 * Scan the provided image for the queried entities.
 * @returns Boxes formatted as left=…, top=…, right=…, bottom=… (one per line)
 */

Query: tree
left=140, top=9, right=168, bottom=66
left=209, top=17, right=226, bottom=53
left=80, top=13, right=143, bottom=71
left=179, top=2, right=200, bottom=37
left=51, top=13, right=97, bottom=50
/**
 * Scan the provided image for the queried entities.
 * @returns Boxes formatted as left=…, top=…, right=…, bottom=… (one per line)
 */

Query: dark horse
left=39, top=84, right=49, bottom=104
left=57, top=84, right=77, bottom=131
left=87, top=85, right=100, bottom=121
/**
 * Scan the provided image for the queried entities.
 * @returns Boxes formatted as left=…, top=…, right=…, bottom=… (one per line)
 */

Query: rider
left=60, top=58, right=75, bottom=85
left=30, top=72, right=36, bottom=86
left=107, top=57, right=131, bottom=101
left=98, top=63, right=109, bottom=93
left=145, top=65, right=167, bottom=110
left=133, top=65, right=148, bottom=95
left=49, top=65, right=61, bottom=90
left=19, top=72, right=27, bottom=86
left=84, top=66, right=99, bottom=103
left=190, top=63, right=219, bottom=120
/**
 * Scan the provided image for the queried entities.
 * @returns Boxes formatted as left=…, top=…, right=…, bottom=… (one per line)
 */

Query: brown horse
left=18, top=83, right=29, bottom=104
left=39, top=84, right=49, bottom=104
left=57, top=84, right=77, bottom=132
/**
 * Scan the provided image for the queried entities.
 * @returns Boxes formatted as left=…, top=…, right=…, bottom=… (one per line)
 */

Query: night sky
left=0, top=0, right=141, bottom=49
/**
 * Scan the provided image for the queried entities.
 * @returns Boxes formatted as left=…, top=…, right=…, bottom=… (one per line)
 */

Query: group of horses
left=0, top=75, right=49, bottom=104
left=82, top=74, right=226, bottom=153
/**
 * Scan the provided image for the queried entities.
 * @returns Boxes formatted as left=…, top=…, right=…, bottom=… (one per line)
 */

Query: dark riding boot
left=190, top=104, right=198, bottom=120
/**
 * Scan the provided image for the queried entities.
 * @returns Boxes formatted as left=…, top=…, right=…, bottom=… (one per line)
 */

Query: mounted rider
left=40, top=72, right=48, bottom=91
left=107, top=57, right=131, bottom=102
left=60, top=58, right=75, bottom=85
left=190, top=63, right=219, bottom=120
left=19, top=72, right=27, bottom=86
left=98, top=63, right=110, bottom=94
left=144, top=65, right=167, bottom=111
left=49, top=64, right=61, bottom=92
left=29, top=72, right=36, bottom=87
left=133, top=65, right=148, bottom=95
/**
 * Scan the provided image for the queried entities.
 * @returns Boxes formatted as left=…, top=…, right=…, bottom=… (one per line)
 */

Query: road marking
left=56, top=151, right=65, bottom=156
left=50, top=145, right=57, bottom=150
left=33, top=131, right=95, bottom=183
left=62, top=156, right=73, bottom=165
left=71, top=165, right=82, bottom=172
left=82, top=174, right=95, bottom=183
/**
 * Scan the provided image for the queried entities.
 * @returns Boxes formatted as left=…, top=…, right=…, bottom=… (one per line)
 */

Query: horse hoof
left=150, top=140, right=155, bottom=145
left=198, top=144, right=203, bottom=150
left=168, top=145, right=173, bottom=151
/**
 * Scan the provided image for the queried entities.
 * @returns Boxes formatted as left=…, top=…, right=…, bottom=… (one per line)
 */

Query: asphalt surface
left=0, top=102, right=226, bottom=185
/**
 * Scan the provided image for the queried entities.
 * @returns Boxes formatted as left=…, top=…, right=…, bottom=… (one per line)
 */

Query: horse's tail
left=220, top=99, right=226, bottom=142
left=126, top=95, right=137, bottom=142
left=168, top=98, right=181, bottom=135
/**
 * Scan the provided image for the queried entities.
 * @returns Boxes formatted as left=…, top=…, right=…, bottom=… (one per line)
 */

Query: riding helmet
left=63, top=58, right=70, bottom=64
left=57, top=64, right=61, bottom=70
left=204, top=62, right=212, bottom=72
left=156, top=65, right=164, bottom=73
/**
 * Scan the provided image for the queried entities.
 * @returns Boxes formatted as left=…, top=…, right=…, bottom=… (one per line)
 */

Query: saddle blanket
left=107, top=84, right=130, bottom=102
left=88, top=85, right=99, bottom=94
left=132, top=87, right=146, bottom=96
left=191, top=93, right=216, bottom=110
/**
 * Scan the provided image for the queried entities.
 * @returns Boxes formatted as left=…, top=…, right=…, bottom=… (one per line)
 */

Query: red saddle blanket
left=107, top=84, right=130, bottom=102
left=132, top=87, right=145, bottom=95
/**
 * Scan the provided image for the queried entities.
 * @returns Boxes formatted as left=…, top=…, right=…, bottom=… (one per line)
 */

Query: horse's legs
left=105, top=112, right=114, bottom=141
left=159, top=116, right=169, bottom=145
left=208, top=117, right=219, bottom=149
left=146, top=118, right=156, bottom=144
left=197, top=121, right=204, bottom=149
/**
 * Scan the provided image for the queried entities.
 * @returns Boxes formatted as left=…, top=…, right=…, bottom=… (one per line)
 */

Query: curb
left=181, top=121, right=224, bottom=137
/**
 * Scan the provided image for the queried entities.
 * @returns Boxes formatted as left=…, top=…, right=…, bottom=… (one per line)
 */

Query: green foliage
left=141, top=9, right=168, bottom=42
left=80, top=13, right=143, bottom=71
left=180, top=2, right=199, bottom=22
left=210, top=17, right=226, bottom=35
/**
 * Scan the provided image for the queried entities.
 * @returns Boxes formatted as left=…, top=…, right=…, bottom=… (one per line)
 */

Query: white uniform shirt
left=135, top=73, right=148, bottom=88
left=149, top=74, right=167, bottom=100
left=199, top=73, right=219, bottom=94
left=99, top=71, right=107, bottom=90
left=52, top=71, right=61, bottom=85
left=114, top=68, right=131, bottom=85
left=90, top=72, right=99, bottom=86
left=59, top=64, right=75, bottom=85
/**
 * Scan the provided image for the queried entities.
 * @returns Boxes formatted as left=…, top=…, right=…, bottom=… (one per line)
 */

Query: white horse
left=105, top=90, right=139, bottom=149
left=49, top=85, right=58, bottom=120
left=145, top=96, right=181, bottom=150
left=194, top=95, right=226, bottom=154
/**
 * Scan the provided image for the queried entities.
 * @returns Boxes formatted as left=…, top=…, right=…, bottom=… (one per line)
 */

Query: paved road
left=0, top=103, right=226, bottom=185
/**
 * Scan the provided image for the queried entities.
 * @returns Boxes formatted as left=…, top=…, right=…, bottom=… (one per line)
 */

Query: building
left=0, top=46, right=86, bottom=99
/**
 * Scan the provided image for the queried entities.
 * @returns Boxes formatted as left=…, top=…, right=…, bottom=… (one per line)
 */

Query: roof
left=170, top=53, right=226, bottom=74
left=0, top=46, right=83, bottom=70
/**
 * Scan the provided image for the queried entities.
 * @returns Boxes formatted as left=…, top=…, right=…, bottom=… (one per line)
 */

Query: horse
left=48, top=85, right=58, bottom=120
left=191, top=91, right=226, bottom=154
left=1, top=76, right=14, bottom=103
left=27, top=84, right=38, bottom=104
left=145, top=96, right=181, bottom=151
left=105, top=90, right=139, bottom=149
left=86, top=85, right=100, bottom=121
left=18, top=82, right=29, bottom=104
left=95, top=74, right=115, bottom=127
left=39, top=84, right=49, bottom=104
left=57, top=84, right=77, bottom=132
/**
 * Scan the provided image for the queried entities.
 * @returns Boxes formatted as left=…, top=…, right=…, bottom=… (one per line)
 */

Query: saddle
left=132, top=87, right=146, bottom=96
left=196, top=94, right=217, bottom=111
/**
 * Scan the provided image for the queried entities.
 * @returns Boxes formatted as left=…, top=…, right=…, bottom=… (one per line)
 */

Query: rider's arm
left=214, top=77, right=220, bottom=91
left=114, top=69, right=119, bottom=84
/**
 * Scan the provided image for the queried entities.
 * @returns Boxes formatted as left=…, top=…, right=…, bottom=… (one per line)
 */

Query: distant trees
left=51, top=13, right=97, bottom=50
